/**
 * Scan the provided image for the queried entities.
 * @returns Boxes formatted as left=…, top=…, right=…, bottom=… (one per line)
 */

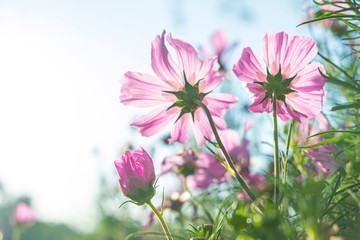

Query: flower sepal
left=124, top=181, right=156, bottom=206
left=256, top=66, right=297, bottom=104
left=164, top=72, right=210, bottom=122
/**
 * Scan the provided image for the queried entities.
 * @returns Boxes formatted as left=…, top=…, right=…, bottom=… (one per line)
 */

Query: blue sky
left=0, top=0, right=310, bottom=230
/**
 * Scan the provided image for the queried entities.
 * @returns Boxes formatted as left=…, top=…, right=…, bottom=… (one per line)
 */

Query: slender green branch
left=199, top=103, right=262, bottom=211
left=12, top=226, right=21, bottom=240
left=183, top=179, right=214, bottom=224
left=283, top=119, right=293, bottom=184
left=147, top=201, right=173, bottom=240
left=272, top=95, right=280, bottom=207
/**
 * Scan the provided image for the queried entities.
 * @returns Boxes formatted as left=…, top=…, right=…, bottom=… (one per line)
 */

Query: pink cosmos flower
left=162, top=149, right=227, bottom=190
left=305, top=0, right=350, bottom=33
left=199, top=30, right=238, bottom=71
left=237, top=172, right=266, bottom=201
left=304, top=143, right=341, bottom=178
left=13, top=203, right=36, bottom=226
left=298, top=112, right=329, bottom=146
left=220, top=122, right=252, bottom=173
left=219, top=123, right=266, bottom=199
left=114, top=147, right=156, bottom=205
left=121, top=31, right=238, bottom=146
left=297, top=113, right=341, bottom=180
left=233, top=31, right=326, bottom=123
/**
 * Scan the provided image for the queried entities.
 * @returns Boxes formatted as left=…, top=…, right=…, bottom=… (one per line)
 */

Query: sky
left=0, top=0, right=310, bottom=231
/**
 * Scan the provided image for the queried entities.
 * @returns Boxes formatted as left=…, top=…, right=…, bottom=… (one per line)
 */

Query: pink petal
left=186, top=172, right=213, bottom=190
left=276, top=101, right=294, bottom=122
left=244, top=119, right=252, bottom=133
left=204, top=93, right=238, bottom=117
left=151, top=31, right=183, bottom=90
left=314, top=113, right=330, bottom=132
left=197, top=152, right=227, bottom=180
left=220, top=129, right=241, bottom=157
left=131, top=105, right=179, bottom=137
left=168, top=113, right=190, bottom=144
left=213, top=116, right=227, bottom=130
left=14, top=203, right=36, bottom=224
left=290, top=62, right=326, bottom=92
left=286, top=89, right=326, bottom=119
left=246, top=83, right=272, bottom=113
left=120, top=71, right=174, bottom=107
left=133, top=146, right=156, bottom=183
left=233, top=47, right=266, bottom=83
left=166, top=33, right=202, bottom=80
left=239, top=139, right=251, bottom=170
left=211, top=30, right=228, bottom=56
left=262, top=31, right=289, bottom=75
left=191, top=108, right=213, bottom=146
left=283, top=35, right=318, bottom=76
left=198, top=56, right=224, bottom=92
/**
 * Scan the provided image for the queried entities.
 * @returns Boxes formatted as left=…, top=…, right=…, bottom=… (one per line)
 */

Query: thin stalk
left=12, top=227, right=21, bottom=240
left=147, top=201, right=173, bottom=240
left=283, top=119, right=294, bottom=184
left=272, top=95, right=280, bottom=207
left=183, top=179, right=214, bottom=224
left=199, top=103, right=261, bottom=211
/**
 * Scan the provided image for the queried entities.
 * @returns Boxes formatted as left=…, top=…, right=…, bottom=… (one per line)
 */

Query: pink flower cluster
left=162, top=148, right=228, bottom=190
left=162, top=123, right=265, bottom=196
left=117, top=30, right=328, bottom=206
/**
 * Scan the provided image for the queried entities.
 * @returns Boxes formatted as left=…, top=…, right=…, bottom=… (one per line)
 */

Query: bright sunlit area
left=3, top=0, right=357, bottom=239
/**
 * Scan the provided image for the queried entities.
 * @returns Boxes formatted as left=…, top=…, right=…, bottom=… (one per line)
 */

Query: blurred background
left=0, top=0, right=312, bottom=239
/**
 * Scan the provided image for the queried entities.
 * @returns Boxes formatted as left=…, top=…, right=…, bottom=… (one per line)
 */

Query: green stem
left=272, top=95, right=280, bottom=207
left=200, top=103, right=262, bottom=211
left=147, top=201, right=173, bottom=240
left=12, top=226, right=21, bottom=240
left=283, top=119, right=293, bottom=184
left=183, top=179, right=214, bottom=224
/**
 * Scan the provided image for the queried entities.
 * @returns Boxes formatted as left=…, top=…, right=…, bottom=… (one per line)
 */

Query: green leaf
left=118, top=200, right=135, bottom=209
left=332, top=102, right=360, bottom=111
left=204, top=143, right=227, bottom=167
left=308, top=130, right=360, bottom=139
left=297, top=133, right=356, bottom=149
left=125, top=231, right=184, bottom=240
left=319, top=70, right=360, bottom=91
left=210, top=193, right=237, bottom=240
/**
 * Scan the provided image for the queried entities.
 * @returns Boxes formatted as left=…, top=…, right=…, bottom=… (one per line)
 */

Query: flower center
left=178, top=162, right=197, bottom=177
left=163, top=72, right=210, bottom=121
left=255, top=66, right=297, bottom=104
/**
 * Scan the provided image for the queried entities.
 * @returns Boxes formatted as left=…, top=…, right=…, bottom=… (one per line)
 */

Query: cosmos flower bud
left=13, top=203, right=36, bottom=226
left=115, top=147, right=156, bottom=205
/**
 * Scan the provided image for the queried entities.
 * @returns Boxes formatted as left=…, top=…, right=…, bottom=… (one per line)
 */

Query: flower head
left=297, top=113, right=341, bottom=179
left=114, top=147, right=156, bottom=205
left=233, top=31, right=326, bottom=123
left=304, top=143, right=341, bottom=178
left=219, top=124, right=266, bottom=199
left=13, top=203, right=36, bottom=226
left=304, top=0, right=350, bottom=33
left=298, top=112, right=329, bottom=146
left=220, top=122, right=252, bottom=173
left=162, top=148, right=227, bottom=190
left=121, top=30, right=238, bottom=146
left=237, top=173, right=266, bottom=201
left=199, top=30, right=238, bottom=71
